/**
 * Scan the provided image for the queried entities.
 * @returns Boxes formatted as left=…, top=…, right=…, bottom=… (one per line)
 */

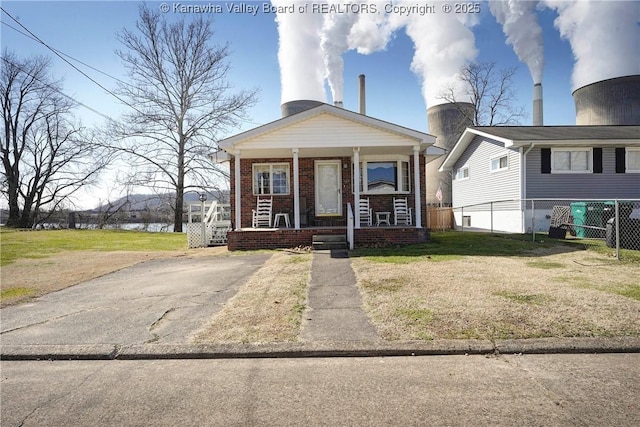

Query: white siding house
left=440, top=126, right=640, bottom=233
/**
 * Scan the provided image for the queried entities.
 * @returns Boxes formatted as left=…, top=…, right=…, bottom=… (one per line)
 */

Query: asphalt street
left=2, top=353, right=639, bottom=426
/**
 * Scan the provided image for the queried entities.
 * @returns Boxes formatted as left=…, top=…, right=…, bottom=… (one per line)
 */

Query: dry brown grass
left=352, top=249, right=640, bottom=340
left=192, top=252, right=312, bottom=344
left=0, top=247, right=226, bottom=307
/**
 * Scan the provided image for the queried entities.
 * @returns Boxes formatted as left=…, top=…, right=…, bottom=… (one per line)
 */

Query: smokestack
left=533, top=83, right=543, bottom=126
left=359, top=74, right=366, bottom=115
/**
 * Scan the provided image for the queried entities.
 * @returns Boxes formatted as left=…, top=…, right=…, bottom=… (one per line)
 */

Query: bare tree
left=438, top=61, right=526, bottom=126
left=109, top=5, right=258, bottom=232
left=1, top=50, right=111, bottom=228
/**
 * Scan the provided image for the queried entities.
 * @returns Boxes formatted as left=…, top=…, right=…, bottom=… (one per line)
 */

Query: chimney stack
left=533, top=83, right=543, bottom=126
left=334, top=101, right=343, bottom=108
left=359, top=74, right=366, bottom=115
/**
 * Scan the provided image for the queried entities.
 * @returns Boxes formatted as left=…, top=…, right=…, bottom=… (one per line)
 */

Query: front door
left=315, top=160, right=342, bottom=216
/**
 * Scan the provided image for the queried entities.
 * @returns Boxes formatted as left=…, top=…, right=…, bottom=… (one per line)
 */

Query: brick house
left=215, top=103, right=444, bottom=250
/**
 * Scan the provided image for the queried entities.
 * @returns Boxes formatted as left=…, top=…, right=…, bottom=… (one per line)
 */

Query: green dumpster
left=570, top=202, right=587, bottom=238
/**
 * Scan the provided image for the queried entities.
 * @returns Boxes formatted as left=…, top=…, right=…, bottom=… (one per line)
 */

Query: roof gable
left=219, top=103, right=436, bottom=152
left=440, top=125, right=640, bottom=171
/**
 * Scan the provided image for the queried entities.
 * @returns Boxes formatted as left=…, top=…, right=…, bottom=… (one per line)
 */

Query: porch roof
left=217, top=103, right=442, bottom=160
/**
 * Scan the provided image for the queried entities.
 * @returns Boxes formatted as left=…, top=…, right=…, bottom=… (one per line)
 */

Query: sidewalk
left=300, top=249, right=380, bottom=342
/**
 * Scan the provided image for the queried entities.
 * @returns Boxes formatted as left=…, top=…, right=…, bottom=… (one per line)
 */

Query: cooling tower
left=573, top=75, right=640, bottom=125
left=281, top=100, right=324, bottom=118
left=426, top=102, right=475, bottom=205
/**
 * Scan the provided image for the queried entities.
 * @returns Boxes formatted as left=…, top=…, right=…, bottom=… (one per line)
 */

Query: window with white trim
left=490, top=154, right=509, bottom=172
left=357, top=156, right=410, bottom=194
left=252, top=163, right=290, bottom=195
left=627, top=148, right=640, bottom=173
left=454, top=166, right=469, bottom=180
left=551, top=148, right=591, bottom=173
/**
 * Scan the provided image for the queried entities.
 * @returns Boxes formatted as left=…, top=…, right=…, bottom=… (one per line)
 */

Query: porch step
left=312, top=234, right=348, bottom=251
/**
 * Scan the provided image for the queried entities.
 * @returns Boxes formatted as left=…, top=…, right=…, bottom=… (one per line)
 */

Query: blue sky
left=2, top=0, right=581, bottom=135
left=5, top=1, right=634, bottom=209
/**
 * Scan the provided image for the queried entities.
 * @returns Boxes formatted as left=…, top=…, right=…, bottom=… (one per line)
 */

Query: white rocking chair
left=359, top=198, right=373, bottom=226
left=393, top=197, right=412, bottom=226
left=252, top=197, right=273, bottom=228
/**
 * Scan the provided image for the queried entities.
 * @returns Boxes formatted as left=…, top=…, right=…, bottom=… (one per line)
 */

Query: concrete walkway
left=300, top=249, right=380, bottom=342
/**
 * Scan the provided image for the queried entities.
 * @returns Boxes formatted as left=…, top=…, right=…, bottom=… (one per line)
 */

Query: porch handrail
left=346, top=202, right=354, bottom=250
left=204, top=201, right=218, bottom=225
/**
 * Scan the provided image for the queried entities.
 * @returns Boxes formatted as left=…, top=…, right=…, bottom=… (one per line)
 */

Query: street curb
left=2, top=337, right=640, bottom=361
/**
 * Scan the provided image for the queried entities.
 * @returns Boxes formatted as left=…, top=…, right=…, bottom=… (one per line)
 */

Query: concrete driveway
left=0, top=254, right=271, bottom=346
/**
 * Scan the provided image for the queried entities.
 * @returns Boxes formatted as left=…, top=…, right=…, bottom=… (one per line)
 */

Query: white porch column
left=353, top=148, right=361, bottom=228
left=292, top=148, right=300, bottom=229
left=413, top=146, right=422, bottom=228
left=234, top=150, right=242, bottom=231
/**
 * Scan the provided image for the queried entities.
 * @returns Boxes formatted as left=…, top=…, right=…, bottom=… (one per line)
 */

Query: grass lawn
left=0, top=228, right=186, bottom=266
left=351, top=231, right=640, bottom=341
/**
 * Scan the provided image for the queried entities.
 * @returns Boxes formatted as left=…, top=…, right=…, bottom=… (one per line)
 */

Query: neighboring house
left=214, top=103, right=444, bottom=250
left=439, top=126, right=640, bottom=233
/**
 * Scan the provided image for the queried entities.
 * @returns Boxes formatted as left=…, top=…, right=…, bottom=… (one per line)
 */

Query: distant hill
left=87, top=191, right=229, bottom=213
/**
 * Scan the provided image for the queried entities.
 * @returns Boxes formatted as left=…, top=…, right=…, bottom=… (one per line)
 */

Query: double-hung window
left=627, top=148, right=640, bottom=173
left=551, top=148, right=591, bottom=173
left=252, top=163, right=290, bottom=195
left=358, top=156, right=410, bottom=194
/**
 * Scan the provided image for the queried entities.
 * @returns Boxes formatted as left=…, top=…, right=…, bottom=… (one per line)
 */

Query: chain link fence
left=452, top=199, right=640, bottom=260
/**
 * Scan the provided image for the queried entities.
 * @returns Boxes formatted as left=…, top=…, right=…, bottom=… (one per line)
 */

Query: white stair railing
left=346, top=202, right=354, bottom=250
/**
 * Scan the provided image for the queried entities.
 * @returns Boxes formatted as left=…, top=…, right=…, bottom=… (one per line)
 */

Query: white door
left=315, top=160, right=342, bottom=216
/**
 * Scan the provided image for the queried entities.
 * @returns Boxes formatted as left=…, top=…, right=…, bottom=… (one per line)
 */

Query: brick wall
left=230, top=155, right=427, bottom=228
left=227, top=227, right=430, bottom=250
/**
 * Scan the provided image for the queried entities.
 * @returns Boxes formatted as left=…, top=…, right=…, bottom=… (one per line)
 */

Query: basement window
left=551, top=148, right=592, bottom=173
left=253, top=163, right=290, bottom=195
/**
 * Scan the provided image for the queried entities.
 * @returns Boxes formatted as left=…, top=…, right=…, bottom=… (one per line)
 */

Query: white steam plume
left=489, top=0, right=544, bottom=84
left=320, top=2, right=358, bottom=104
left=321, top=1, right=399, bottom=104
left=273, top=1, right=326, bottom=103
left=401, top=1, right=480, bottom=107
left=543, top=0, right=640, bottom=90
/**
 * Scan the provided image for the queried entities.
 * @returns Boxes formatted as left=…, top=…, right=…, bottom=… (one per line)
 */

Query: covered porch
left=215, top=104, right=443, bottom=250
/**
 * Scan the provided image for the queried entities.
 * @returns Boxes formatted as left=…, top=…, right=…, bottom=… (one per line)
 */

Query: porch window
left=252, top=163, right=290, bottom=195
left=358, top=159, right=410, bottom=193
left=627, top=148, right=640, bottom=173
left=551, top=148, right=591, bottom=173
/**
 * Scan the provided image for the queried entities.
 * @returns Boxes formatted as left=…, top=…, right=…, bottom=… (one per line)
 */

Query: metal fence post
left=490, top=201, right=494, bottom=234
left=615, top=200, right=620, bottom=261
left=531, top=200, right=536, bottom=242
